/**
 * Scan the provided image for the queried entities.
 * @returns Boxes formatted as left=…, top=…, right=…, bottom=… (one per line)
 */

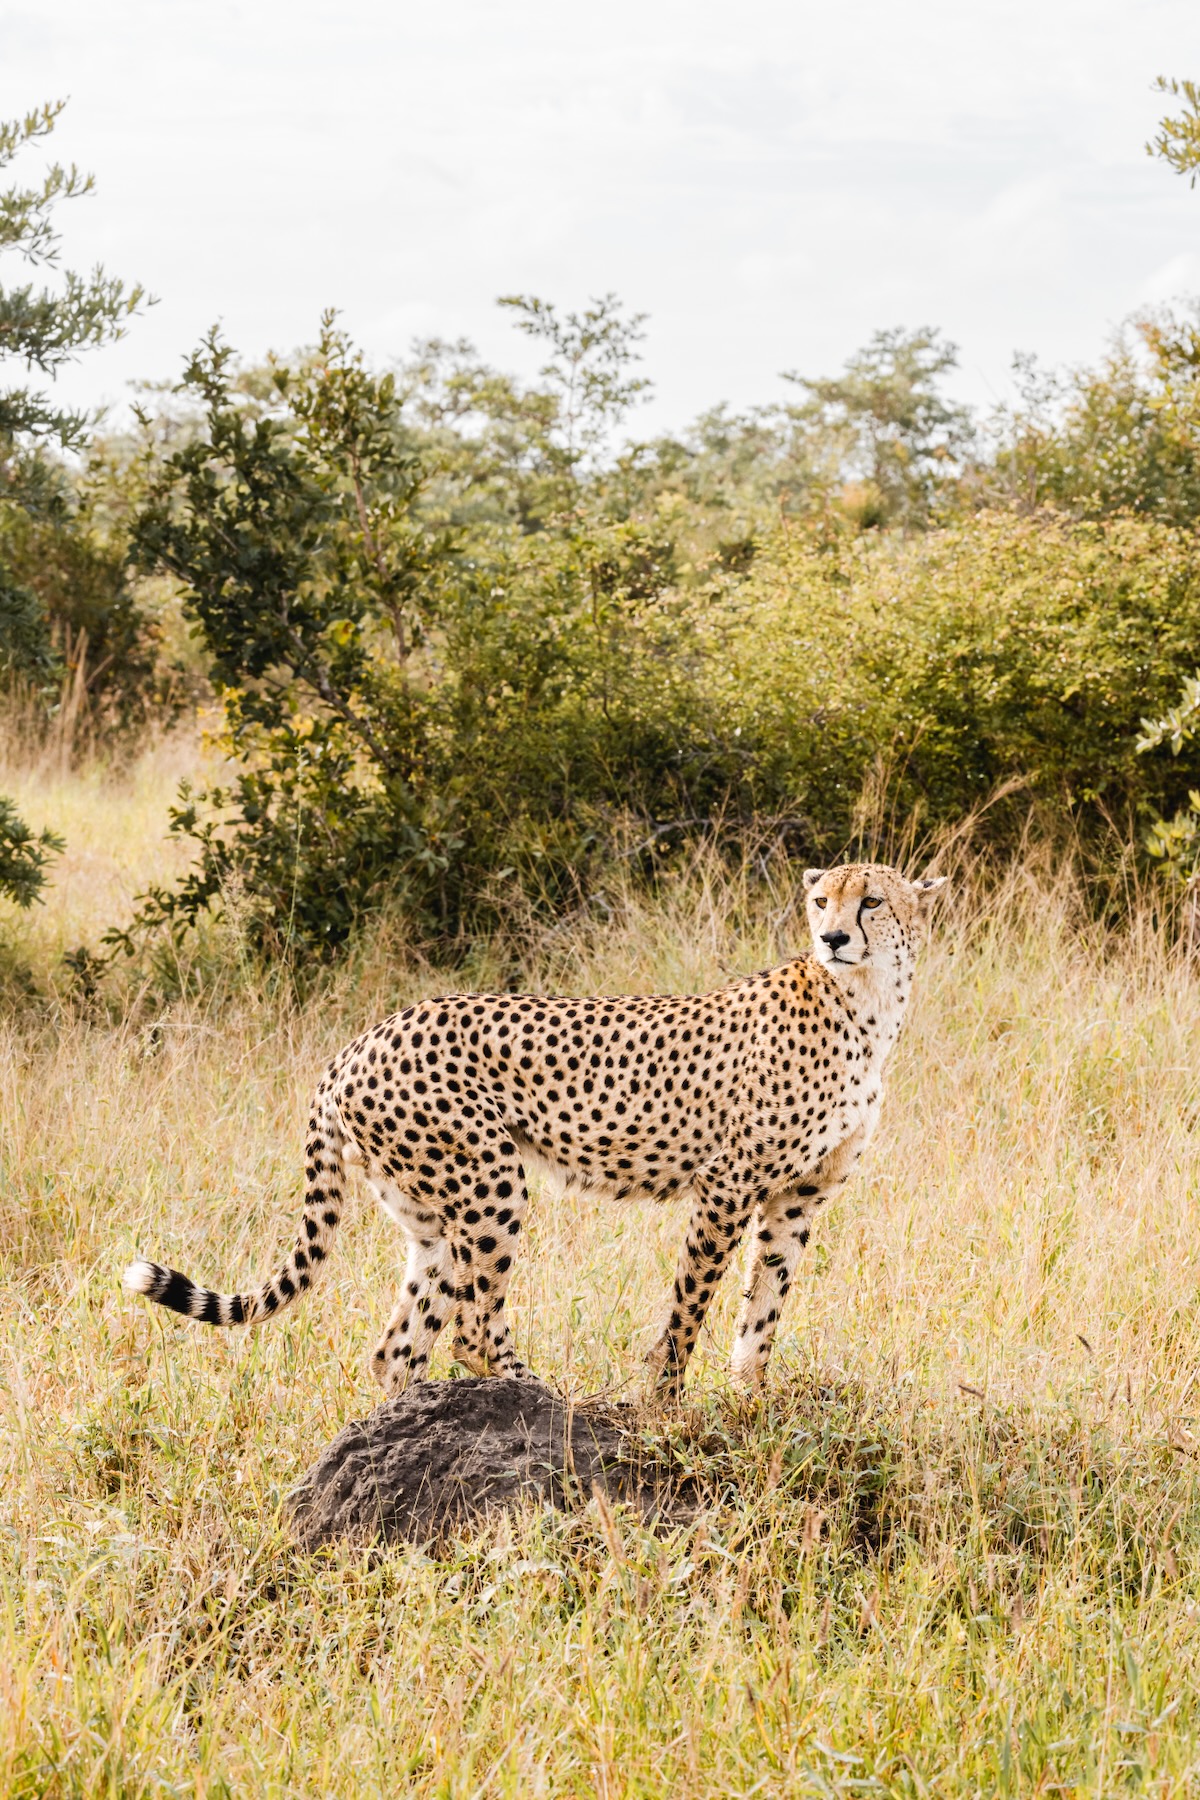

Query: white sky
left=5, top=0, right=1200, bottom=437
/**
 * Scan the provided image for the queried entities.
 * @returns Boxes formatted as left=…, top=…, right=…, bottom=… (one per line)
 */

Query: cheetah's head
left=802, top=862, right=947, bottom=979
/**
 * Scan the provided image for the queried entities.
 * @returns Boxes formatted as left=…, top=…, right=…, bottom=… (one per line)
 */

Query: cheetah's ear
left=913, top=874, right=948, bottom=914
left=802, top=868, right=827, bottom=890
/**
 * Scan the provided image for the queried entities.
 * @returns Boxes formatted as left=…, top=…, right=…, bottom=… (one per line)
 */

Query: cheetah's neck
left=822, top=951, right=915, bottom=1062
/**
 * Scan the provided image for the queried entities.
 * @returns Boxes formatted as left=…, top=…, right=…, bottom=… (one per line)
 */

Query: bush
left=706, top=509, right=1200, bottom=851
left=975, top=309, right=1200, bottom=527
left=115, top=304, right=1200, bottom=975
left=0, top=795, right=63, bottom=909
left=0, top=497, right=171, bottom=729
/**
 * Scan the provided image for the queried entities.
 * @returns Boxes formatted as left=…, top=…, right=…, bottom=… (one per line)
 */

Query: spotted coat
left=124, top=862, right=945, bottom=1392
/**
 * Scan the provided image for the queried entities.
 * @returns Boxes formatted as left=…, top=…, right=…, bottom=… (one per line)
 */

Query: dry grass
left=3, top=749, right=1200, bottom=1795
left=0, top=725, right=204, bottom=980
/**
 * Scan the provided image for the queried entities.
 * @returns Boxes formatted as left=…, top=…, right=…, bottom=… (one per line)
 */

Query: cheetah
left=124, top=862, right=945, bottom=1393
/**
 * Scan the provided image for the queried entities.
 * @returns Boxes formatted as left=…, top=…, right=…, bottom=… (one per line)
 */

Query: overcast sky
left=5, top=0, right=1200, bottom=439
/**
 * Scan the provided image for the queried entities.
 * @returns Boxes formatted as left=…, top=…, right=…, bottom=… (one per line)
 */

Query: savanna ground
left=3, top=736, right=1200, bottom=1798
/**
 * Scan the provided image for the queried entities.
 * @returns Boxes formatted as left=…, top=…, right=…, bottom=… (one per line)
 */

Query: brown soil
left=286, top=1377, right=694, bottom=1550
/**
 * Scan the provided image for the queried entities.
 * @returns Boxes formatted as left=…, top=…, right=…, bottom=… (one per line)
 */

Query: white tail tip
left=123, top=1259, right=157, bottom=1295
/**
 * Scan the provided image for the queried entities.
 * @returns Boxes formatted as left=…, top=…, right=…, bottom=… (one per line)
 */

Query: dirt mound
left=287, top=1377, right=692, bottom=1550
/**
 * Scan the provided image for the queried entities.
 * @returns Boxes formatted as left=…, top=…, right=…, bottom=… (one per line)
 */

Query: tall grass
left=2, top=748, right=1200, bottom=1795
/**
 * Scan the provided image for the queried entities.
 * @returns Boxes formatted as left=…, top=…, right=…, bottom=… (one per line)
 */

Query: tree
left=0, top=797, right=63, bottom=910
left=978, top=76, right=1200, bottom=530
left=0, top=98, right=149, bottom=908
left=114, top=308, right=704, bottom=968
left=1133, top=77, right=1200, bottom=885
left=497, top=292, right=651, bottom=490
left=1147, top=76, right=1200, bottom=186
left=120, top=316, right=458, bottom=961
left=783, top=327, right=973, bottom=528
left=978, top=311, right=1200, bottom=525
left=1, top=100, right=147, bottom=461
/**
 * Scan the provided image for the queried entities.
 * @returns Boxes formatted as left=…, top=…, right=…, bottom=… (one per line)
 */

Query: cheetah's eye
left=813, top=896, right=827, bottom=910
left=862, top=897, right=883, bottom=910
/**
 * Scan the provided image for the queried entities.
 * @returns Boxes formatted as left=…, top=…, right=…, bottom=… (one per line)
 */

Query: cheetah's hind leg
left=370, top=1209, right=456, bottom=1396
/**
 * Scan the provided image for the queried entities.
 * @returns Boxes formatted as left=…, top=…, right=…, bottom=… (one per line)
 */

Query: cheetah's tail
left=122, top=1087, right=352, bottom=1329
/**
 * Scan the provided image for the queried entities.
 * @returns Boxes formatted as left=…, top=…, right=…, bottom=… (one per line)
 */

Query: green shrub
left=117, top=307, right=1200, bottom=973
left=708, top=509, right=1200, bottom=850
left=0, top=795, right=62, bottom=909
left=974, top=307, right=1200, bottom=528
left=0, top=499, right=170, bottom=728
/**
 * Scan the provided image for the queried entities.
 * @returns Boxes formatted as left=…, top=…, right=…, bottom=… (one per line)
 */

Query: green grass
left=3, top=744, right=1200, bottom=1795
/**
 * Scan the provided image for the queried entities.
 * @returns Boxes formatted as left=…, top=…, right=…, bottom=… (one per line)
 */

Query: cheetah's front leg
left=646, top=1159, right=760, bottom=1398
left=730, top=1125, right=870, bottom=1391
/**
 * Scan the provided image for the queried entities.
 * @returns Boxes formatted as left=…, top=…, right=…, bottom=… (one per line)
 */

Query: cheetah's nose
left=821, top=930, right=851, bottom=951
